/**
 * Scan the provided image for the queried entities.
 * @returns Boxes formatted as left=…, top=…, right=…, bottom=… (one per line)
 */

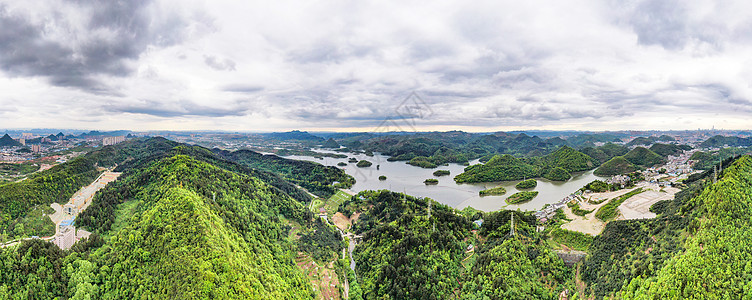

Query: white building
left=103, top=136, right=126, bottom=146
left=54, top=225, right=76, bottom=250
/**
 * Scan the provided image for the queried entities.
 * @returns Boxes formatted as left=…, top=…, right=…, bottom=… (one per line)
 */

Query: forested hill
left=213, top=148, right=354, bottom=198
left=339, top=190, right=571, bottom=299
left=0, top=137, right=352, bottom=299
left=454, top=146, right=594, bottom=183
left=582, top=155, right=752, bottom=299
left=90, top=155, right=313, bottom=298
left=0, top=157, right=101, bottom=242
left=621, top=155, right=752, bottom=298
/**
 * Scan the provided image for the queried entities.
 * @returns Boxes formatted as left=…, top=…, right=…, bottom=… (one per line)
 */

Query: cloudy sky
left=1, top=0, right=752, bottom=132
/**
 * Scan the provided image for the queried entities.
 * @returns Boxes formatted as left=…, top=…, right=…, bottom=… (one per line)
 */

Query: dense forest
left=213, top=149, right=354, bottom=198
left=359, top=132, right=600, bottom=167
left=3, top=133, right=752, bottom=299
left=454, top=146, right=594, bottom=183
left=690, top=147, right=752, bottom=170
left=698, top=135, right=752, bottom=148
left=594, top=156, right=639, bottom=176
left=649, top=143, right=691, bottom=157
left=0, top=138, right=349, bottom=299
left=622, top=147, right=665, bottom=167
left=580, top=143, right=629, bottom=165
left=581, top=155, right=752, bottom=299
left=338, top=191, right=570, bottom=299
left=593, top=146, right=665, bottom=176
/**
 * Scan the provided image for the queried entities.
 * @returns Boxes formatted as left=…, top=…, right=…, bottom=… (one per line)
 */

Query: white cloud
left=1, top=0, right=751, bottom=131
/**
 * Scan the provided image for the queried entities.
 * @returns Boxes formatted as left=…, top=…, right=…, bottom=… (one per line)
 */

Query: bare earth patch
left=561, top=183, right=680, bottom=235
left=331, top=212, right=351, bottom=232
left=295, top=253, right=342, bottom=300
left=618, top=185, right=679, bottom=220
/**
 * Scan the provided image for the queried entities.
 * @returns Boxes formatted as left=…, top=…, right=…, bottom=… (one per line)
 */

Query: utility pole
left=509, top=213, right=515, bottom=236
left=428, top=200, right=435, bottom=232
left=713, top=166, right=718, bottom=184
left=719, top=157, right=723, bottom=173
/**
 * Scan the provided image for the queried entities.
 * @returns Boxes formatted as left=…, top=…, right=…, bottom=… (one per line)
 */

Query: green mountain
left=339, top=191, right=569, bottom=299
left=213, top=149, right=354, bottom=198
left=657, top=134, right=675, bottom=142
left=454, top=154, right=540, bottom=183
left=322, top=137, right=340, bottom=148
left=594, top=156, right=639, bottom=176
left=623, top=147, right=665, bottom=167
left=0, top=134, right=21, bottom=147
left=583, top=155, right=752, bottom=299
left=544, top=166, right=571, bottom=181
left=621, top=155, right=752, bottom=298
left=649, top=143, right=691, bottom=157
left=539, top=145, right=594, bottom=173
left=454, top=146, right=594, bottom=183
left=265, top=130, right=324, bottom=142
left=94, top=155, right=312, bottom=299
left=699, top=135, right=752, bottom=148
left=581, top=143, right=629, bottom=164
left=5, top=133, right=752, bottom=299
left=0, top=138, right=348, bottom=299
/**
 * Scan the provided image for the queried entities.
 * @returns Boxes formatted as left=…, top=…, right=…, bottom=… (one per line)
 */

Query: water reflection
left=282, top=150, right=606, bottom=212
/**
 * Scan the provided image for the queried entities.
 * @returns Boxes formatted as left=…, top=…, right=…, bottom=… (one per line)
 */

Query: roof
left=60, top=217, right=75, bottom=227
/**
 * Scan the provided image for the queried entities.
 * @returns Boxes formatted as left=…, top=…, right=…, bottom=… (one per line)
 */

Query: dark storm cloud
left=0, top=0, right=189, bottom=93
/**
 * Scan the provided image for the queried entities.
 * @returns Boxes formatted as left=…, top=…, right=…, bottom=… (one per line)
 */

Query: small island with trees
left=424, top=178, right=439, bottom=185
left=479, top=186, right=506, bottom=196
left=356, top=160, right=372, bottom=167
left=515, top=179, right=537, bottom=189
left=433, top=170, right=450, bottom=176
left=505, top=191, right=539, bottom=204
left=378, top=175, right=387, bottom=181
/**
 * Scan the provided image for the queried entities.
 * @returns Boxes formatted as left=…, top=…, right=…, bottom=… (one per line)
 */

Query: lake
left=283, top=150, right=607, bottom=212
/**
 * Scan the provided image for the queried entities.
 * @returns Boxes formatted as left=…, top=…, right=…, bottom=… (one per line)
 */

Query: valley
left=0, top=131, right=751, bottom=299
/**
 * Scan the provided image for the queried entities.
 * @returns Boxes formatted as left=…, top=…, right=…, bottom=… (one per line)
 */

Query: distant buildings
left=607, top=175, right=631, bottom=187
left=21, top=133, right=32, bottom=139
left=31, top=144, right=41, bottom=153
left=103, top=136, right=126, bottom=146
left=17, top=138, right=25, bottom=146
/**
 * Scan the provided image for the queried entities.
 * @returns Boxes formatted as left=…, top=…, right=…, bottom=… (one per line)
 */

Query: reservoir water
left=283, top=150, right=606, bottom=212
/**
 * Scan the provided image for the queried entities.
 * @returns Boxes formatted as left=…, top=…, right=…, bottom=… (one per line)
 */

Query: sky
left=1, top=0, right=752, bottom=132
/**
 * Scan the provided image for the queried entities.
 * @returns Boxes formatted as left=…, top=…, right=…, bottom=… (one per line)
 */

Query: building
left=59, top=218, right=75, bottom=231
left=31, top=144, right=41, bottom=153
left=103, top=136, right=126, bottom=146
left=18, top=138, right=25, bottom=146
left=54, top=220, right=76, bottom=250
left=22, top=133, right=32, bottom=139
left=63, top=203, right=77, bottom=215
